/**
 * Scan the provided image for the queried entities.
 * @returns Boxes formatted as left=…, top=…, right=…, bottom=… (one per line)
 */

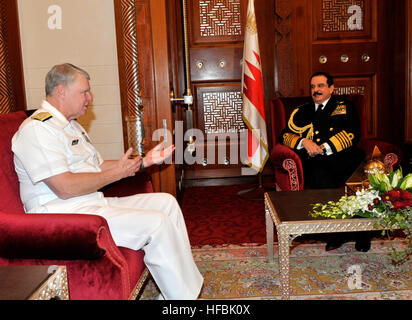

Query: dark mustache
left=313, top=92, right=322, bottom=96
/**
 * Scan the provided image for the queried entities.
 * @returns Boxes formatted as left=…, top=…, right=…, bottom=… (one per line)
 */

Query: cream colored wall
left=17, top=0, right=124, bottom=160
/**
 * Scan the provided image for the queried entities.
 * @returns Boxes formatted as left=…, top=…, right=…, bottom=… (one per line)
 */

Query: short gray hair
left=45, top=63, right=90, bottom=96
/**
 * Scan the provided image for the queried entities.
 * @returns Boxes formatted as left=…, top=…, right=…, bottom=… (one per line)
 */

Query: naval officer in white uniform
left=12, top=63, right=203, bottom=300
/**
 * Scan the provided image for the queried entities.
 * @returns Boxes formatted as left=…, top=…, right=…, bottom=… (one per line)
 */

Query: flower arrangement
left=311, top=168, right=412, bottom=264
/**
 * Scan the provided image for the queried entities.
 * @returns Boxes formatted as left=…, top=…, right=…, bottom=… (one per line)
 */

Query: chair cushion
left=0, top=111, right=27, bottom=213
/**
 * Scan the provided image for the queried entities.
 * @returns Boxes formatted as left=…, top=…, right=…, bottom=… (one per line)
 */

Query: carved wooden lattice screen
left=188, top=0, right=248, bottom=169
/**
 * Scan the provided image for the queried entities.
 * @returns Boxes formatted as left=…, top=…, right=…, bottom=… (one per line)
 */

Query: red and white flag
left=242, top=0, right=268, bottom=173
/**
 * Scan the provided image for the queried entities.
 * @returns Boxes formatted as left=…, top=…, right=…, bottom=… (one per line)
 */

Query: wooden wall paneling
left=190, top=47, right=243, bottom=82
left=376, top=0, right=406, bottom=145
left=165, top=0, right=186, bottom=195
left=114, top=0, right=176, bottom=195
left=313, top=0, right=375, bottom=41
left=404, top=0, right=412, bottom=171
left=333, top=76, right=376, bottom=137
left=189, top=0, right=246, bottom=45
left=255, top=0, right=275, bottom=145
left=312, top=43, right=377, bottom=75
left=0, top=0, right=26, bottom=113
left=183, top=0, right=275, bottom=177
left=274, top=0, right=312, bottom=97
left=184, top=0, right=247, bottom=175
left=274, top=0, right=294, bottom=97
left=150, top=0, right=176, bottom=195
left=405, top=0, right=412, bottom=144
left=311, top=0, right=379, bottom=138
left=273, top=0, right=408, bottom=156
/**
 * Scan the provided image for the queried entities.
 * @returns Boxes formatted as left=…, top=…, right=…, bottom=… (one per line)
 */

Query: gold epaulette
left=32, top=112, right=53, bottom=122
left=329, top=130, right=354, bottom=152
left=283, top=133, right=300, bottom=149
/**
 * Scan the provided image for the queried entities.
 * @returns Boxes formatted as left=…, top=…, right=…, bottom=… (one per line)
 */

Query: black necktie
left=315, top=104, right=323, bottom=120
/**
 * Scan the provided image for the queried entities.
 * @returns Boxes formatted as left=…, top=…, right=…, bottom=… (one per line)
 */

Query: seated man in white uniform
left=12, top=63, right=203, bottom=300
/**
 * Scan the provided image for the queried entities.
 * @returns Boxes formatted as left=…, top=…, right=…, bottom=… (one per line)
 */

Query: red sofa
left=0, top=110, right=152, bottom=300
left=270, top=95, right=402, bottom=191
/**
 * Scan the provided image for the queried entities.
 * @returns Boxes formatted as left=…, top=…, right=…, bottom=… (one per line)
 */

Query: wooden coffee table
left=264, top=189, right=382, bottom=300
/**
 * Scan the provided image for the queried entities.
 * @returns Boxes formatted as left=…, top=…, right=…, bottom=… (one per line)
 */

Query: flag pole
left=237, top=168, right=274, bottom=201
left=237, top=0, right=273, bottom=201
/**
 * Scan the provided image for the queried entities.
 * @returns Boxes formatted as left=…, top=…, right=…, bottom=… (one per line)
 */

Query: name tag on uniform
left=72, top=139, right=79, bottom=146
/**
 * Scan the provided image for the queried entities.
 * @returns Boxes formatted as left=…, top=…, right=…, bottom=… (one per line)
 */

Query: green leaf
left=368, top=173, right=380, bottom=188
left=380, top=181, right=390, bottom=193
left=400, top=173, right=412, bottom=190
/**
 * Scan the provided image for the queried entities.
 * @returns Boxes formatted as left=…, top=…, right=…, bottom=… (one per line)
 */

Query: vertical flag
left=242, top=0, right=268, bottom=173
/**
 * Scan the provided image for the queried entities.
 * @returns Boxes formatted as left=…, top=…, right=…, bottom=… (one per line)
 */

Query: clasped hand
left=302, top=138, right=323, bottom=157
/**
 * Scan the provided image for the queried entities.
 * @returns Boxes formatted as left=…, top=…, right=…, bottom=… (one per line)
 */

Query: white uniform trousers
left=55, top=192, right=203, bottom=300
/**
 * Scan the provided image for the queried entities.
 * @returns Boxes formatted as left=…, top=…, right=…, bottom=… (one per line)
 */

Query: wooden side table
left=0, top=266, right=69, bottom=300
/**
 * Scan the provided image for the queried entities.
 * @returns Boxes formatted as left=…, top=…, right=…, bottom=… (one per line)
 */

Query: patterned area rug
left=140, top=240, right=412, bottom=300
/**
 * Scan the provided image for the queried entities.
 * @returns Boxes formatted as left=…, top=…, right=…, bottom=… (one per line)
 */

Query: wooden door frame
left=0, top=0, right=26, bottom=113
left=150, top=0, right=176, bottom=195
left=113, top=0, right=176, bottom=196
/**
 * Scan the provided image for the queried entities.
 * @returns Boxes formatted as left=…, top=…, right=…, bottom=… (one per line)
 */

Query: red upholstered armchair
left=270, top=95, right=402, bottom=191
left=0, top=110, right=152, bottom=300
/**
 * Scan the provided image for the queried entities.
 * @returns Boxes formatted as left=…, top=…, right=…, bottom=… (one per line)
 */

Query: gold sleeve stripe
left=283, top=133, right=300, bottom=149
left=330, top=130, right=354, bottom=152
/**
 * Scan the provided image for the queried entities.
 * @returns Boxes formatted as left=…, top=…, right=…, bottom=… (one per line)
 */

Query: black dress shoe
left=355, top=239, right=371, bottom=252
left=325, top=238, right=344, bottom=251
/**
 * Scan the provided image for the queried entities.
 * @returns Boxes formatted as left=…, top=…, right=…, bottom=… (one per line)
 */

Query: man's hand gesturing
left=117, top=148, right=142, bottom=178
